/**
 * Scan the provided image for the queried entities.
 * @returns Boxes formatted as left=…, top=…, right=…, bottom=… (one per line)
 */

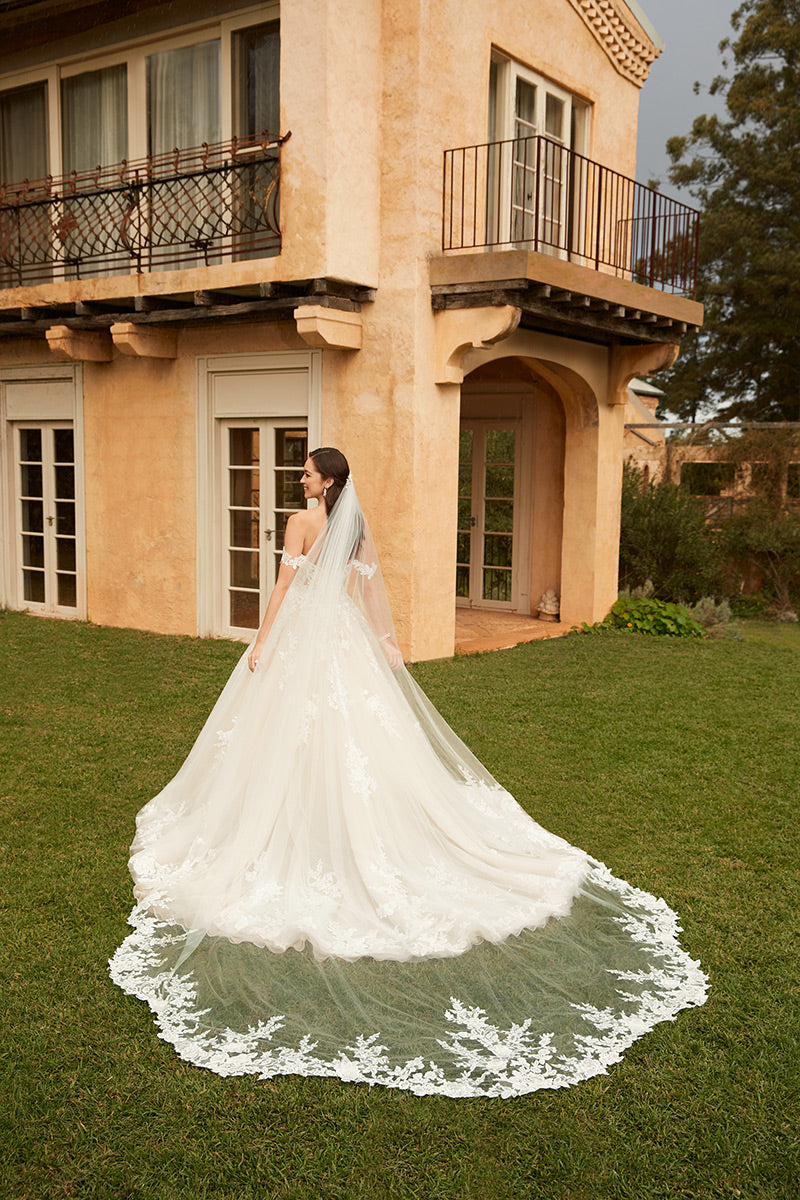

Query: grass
left=1, top=609, right=799, bottom=1200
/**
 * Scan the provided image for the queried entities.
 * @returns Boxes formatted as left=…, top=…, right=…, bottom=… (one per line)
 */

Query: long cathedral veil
left=109, top=476, right=707, bottom=1097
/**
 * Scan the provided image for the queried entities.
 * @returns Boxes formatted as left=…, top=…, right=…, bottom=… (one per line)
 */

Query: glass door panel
left=221, top=420, right=307, bottom=635
left=456, top=429, right=474, bottom=600
left=15, top=423, right=78, bottom=613
left=482, top=430, right=515, bottom=603
left=457, top=423, right=518, bottom=610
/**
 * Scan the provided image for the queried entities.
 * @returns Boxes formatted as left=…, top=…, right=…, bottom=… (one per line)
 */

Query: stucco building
left=0, top=0, right=702, bottom=659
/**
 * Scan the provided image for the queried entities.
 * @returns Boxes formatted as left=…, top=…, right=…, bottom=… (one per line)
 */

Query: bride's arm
left=247, top=515, right=305, bottom=672
left=359, top=571, right=403, bottom=669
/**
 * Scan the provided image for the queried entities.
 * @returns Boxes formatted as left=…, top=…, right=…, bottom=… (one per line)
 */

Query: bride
left=109, top=447, right=707, bottom=1097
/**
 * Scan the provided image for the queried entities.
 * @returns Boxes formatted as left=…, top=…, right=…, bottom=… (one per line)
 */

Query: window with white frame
left=487, top=52, right=590, bottom=255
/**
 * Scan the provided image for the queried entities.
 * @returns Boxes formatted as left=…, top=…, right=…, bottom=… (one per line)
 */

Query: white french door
left=12, top=421, right=79, bottom=614
left=456, top=422, right=520, bottom=610
left=489, top=58, right=575, bottom=253
left=219, top=419, right=307, bottom=636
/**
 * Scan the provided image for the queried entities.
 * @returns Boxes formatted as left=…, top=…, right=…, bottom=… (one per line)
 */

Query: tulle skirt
left=109, top=578, right=707, bottom=1096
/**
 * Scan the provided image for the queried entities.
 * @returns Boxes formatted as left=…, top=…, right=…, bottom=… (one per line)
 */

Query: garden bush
left=619, top=462, right=720, bottom=602
left=579, top=597, right=706, bottom=639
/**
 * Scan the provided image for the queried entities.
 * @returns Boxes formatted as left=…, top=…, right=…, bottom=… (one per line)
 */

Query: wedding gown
left=109, top=480, right=707, bottom=1097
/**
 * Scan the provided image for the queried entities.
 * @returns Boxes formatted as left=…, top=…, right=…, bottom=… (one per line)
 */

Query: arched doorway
left=458, top=358, right=565, bottom=616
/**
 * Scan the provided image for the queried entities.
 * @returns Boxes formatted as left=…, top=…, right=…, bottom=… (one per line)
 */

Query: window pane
left=485, top=465, right=514, bottom=497
left=20, top=463, right=43, bottom=498
left=459, top=428, right=473, bottom=461
left=456, top=565, right=470, bottom=599
left=486, top=429, right=515, bottom=462
left=276, top=428, right=306, bottom=467
left=147, top=41, right=220, bottom=154
left=230, top=509, right=259, bottom=549
left=458, top=464, right=472, bottom=497
left=55, top=465, right=75, bottom=500
left=483, top=567, right=512, bottom=603
left=230, top=589, right=259, bottom=629
left=61, top=65, right=127, bottom=172
left=21, top=499, right=43, bottom=532
left=515, top=78, right=536, bottom=132
left=56, top=501, right=75, bottom=536
left=56, top=538, right=76, bottom=572
left=230, top=550, right=259, bottom=589
left=484, top=534, right=513, bottom=568
left=23, top=534, right=44, bottom=568
left=19, top=428, right=42, bottom=462
left=236, top=22, right=280, bottom=138
left=23, top=570, right=45, bottom=603
left=230, top=469, right=259, bottom=508
left=545, top=93, right=564, bottom=141
left=0, top=82, right=47, bottom=183
left=230, top=428, right=259, bottom=467
left=53, top=429, right=74, bottom=463
left=484, top=499, right=513, bottom=532
left=57, top=573, right=77, bottom=608
left=458, top=498, right=472, bottom=528
left=457, top=532, right=471, bottom=562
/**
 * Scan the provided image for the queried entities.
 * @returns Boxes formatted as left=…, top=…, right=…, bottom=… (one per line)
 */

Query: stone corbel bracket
left=434, top=305, right=522, bottom=384
left=608, top=342, right=678, bottom=406
left=45, top=326, right=112, bottom=362
left=110, top=323, right=178, bottom=358
left=295, top=305, right=362, bottom=350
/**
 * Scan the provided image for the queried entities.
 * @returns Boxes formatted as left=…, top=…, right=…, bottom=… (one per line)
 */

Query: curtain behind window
left=61, top=64, right=127, bottom=174
left=147, top=40, right=220, bottom=155
left=0, top=82, right=47, bottom=185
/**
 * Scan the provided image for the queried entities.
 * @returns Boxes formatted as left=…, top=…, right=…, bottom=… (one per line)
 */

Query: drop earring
left=323, top=486, right=328, bottom=498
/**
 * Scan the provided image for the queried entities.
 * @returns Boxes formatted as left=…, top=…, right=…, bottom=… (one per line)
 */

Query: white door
left=12, top=422, right=79, bottom=614
left=219, top=419, right=307, bottom=636
left=456, top=423, right=520, bottom=610
left=510, top=70, right=571, bottom=252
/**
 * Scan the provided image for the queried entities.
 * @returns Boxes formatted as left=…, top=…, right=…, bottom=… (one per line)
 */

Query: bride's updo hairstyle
left=309, top=446, right=350, bottom=514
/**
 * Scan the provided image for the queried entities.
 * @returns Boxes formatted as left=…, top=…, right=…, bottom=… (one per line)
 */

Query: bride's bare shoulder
left=286, top=507, right=325, bottom=551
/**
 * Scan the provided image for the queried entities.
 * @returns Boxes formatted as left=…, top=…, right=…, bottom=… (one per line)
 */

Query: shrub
left=619, top=461, right=720, bottom=602
left=577, top=597, right=706, bottom=639
left=685, top=596, right=740, bottom=640
left=717, top=499, right=800, bottom=613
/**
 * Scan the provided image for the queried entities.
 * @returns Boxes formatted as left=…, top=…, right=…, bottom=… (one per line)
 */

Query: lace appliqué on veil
left=351, top=559, right=377, bottom=578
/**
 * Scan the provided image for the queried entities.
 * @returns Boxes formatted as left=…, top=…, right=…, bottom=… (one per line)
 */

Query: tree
left=660, top=0, right=800, bottom=423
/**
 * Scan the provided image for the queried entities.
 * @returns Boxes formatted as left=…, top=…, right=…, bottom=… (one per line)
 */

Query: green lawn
left=1, top=610, right=798, bottom=1200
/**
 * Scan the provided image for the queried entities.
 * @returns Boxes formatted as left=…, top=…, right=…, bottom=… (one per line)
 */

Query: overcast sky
left=635, top=0, right=737, bottom=202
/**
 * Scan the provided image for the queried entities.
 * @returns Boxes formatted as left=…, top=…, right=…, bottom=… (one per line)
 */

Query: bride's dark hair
left=309, top=447, right=350, bottom=514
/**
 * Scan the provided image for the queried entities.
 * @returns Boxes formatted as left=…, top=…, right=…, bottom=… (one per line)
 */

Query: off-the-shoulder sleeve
left=280, top=549, right=306, bottom=571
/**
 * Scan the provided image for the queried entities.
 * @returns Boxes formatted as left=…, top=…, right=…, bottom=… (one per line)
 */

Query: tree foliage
left=660, top=0, right=800, bottom=422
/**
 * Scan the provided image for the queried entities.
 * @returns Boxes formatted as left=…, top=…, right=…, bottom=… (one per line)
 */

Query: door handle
left=264, top=528, right=274, bottom=542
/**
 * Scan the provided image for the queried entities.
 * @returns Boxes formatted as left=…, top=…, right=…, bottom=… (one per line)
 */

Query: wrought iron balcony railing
left=0, top=134, right=287, bottom=287
left=443, top=136, right=700, bottom=299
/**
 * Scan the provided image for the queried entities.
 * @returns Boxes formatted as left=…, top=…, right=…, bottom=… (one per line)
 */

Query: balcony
left=0, top=135, right=285, bottom=288
left=437, top=136, right=703, bottom=346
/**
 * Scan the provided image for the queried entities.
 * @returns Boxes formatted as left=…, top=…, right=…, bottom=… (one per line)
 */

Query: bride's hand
left=381, top=640, right=403, bottom=670
left=247, top=648, right=260, bottom=672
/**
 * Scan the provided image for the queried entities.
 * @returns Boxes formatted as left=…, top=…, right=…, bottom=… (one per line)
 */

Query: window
left=0, top=82, right=49, bottom=285
left=487, top=53, right=590, bottom=255
left=680, top=461, right=735, bottom=496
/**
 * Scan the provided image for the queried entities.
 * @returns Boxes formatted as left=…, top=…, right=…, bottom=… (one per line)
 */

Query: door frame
left=196, top=350, right=321, bottom=638
left=0, top=363, right=86, bottom=619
